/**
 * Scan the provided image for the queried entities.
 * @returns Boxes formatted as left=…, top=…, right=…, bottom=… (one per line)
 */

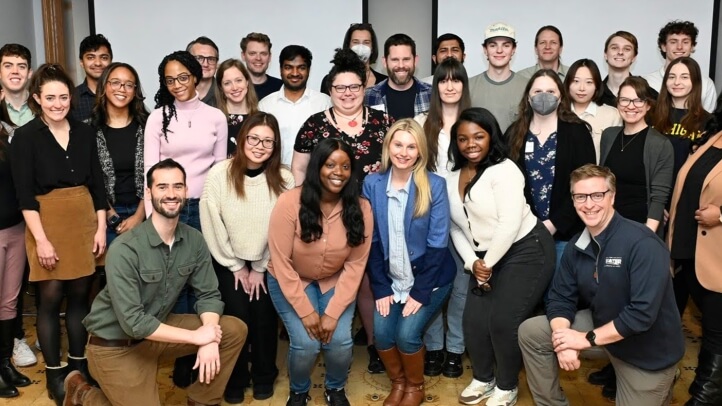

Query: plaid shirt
left=71, top=80, right=96, bottom=122
left=364, top=78, right=431, bottom=118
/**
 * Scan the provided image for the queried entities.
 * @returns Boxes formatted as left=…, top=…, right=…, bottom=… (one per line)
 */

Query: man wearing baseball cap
left=468, top=22, right=527, bottom=132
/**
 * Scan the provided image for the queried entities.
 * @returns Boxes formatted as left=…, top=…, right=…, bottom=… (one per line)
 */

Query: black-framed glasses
left=572, top=190, right=611, bottom=203
left=331, top=84, right=363, bottom=93
left=108, top=79, right=136, bottom=91
left=246, top=135, right=275, bottom=149
left=617, top=97, right=646, bottom=107
left=194, top=55, right=219, bottom=65
left=164, top=74, right=192, bottom=87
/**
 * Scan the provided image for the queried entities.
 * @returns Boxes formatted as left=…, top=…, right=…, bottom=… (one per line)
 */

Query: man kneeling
left=64, top=159, right=247, bottom=406
left=518, top=164, right=684, bottom=406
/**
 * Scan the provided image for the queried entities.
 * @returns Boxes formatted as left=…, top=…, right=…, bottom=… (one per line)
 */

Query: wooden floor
left=4, top=290, right=700, bottom=405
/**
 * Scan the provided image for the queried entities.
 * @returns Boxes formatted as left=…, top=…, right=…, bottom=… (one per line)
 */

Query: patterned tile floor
left=4, top=291, right=700, bottom=405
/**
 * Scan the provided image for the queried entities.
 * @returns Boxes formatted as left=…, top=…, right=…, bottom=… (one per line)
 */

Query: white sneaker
left=12, top=338, right=37, bottom=367
left=458, top=378, right=495, bottom=405
left=486, top=386, right=518, bottom=406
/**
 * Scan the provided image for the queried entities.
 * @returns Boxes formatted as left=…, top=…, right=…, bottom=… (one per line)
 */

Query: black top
left=600, top=76, right=659, bottom=108
left=226, top=113, right=248, bottom=157
left=385, top=83, right=416, bottom=120
left=10, top=116, right=107, bottom=211
left=511, top=119, right=596, bottom=241
left=320, top=69, right=388, bottom=95
left=105, top=122, right=139, bottom=205
left=671, top=146, right=722, bottom=259
left=605, top=128, right=649, bottom=223
left=0, top=139, right=22, bottom=229
left=254, top=75, right=283, bottom=101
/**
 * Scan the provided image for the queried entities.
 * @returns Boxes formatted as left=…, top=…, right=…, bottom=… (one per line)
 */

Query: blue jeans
left=374, top=283, right=452, bottom=354
left=173, top=198, right=201, bottom=314
left=106, top=202, right=140, bottom=247
left=423, top=243, right=468, bottom=354
left=267, top=273, right=355, bottom=393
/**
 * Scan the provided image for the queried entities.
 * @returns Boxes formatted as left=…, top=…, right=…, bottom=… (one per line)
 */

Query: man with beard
left=187, top=36, right=220, bottom=107
left=422, top=33, right=466, bottom=84
left=71, top=34, right=112, bottom=121
left=241, top=32, right=283, bottom=101
left=365, top=33, right=431, bottom=120
left=63, top=158, right=247, bottom=406
left=468, top=22, right=527, bottom=132
left=259, top=45, right=331, bottom=166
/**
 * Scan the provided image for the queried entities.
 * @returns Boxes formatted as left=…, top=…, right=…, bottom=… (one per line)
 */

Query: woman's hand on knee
left=402, top=297, right=423, bottom=317
left=319, top=314, right=339, bottom=344
left=301, top=311, right=322, bottom=341
left=376, top=296, right=393, bottom=317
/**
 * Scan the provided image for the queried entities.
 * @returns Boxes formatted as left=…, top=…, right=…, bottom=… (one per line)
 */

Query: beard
left=282, top=77, right=308, bottom=92
left=151, top=196, right=186, bottom=219
left=387, top=67, right=415, bottom=87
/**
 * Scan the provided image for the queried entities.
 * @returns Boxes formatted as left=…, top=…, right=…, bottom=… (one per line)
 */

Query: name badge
left=525, top=141, right=534, bottom=154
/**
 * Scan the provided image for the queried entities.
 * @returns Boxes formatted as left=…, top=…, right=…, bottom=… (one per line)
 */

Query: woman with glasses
left=362, top=119, right=455, bottom=406
left=144, top=50, right=227, bottom=387
left=451, top=108, right=555, bottom=406
left=215, top=59, right=260, bottom=157
left=293, top=48, right=393, bottom=373
left=90, top=62, right=149, bottom=248
left=200, top=112, right=293, bottom=403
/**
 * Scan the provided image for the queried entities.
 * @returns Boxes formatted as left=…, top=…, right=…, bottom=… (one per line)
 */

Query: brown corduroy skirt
left=26, top=186, right=99, bottom=281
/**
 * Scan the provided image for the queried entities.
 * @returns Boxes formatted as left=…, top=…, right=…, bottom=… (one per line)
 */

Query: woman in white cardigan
left=200, top=112, right=294, bottom=403
left=448, top=108, right=555, bottom=406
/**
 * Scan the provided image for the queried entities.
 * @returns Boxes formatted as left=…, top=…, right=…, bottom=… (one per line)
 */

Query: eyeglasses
left=246, top=135, right=275, bottom=149
left=107, top=79, right=136, bottom=91
left=194, top=55, right=219, bottom=65
left=617, top=97, right=646, bottom=107
left=331, top=84, right=363, bottom=93
left=165, top=74, right=192, bottom=87
left=571, top=190, right=611, bottom=203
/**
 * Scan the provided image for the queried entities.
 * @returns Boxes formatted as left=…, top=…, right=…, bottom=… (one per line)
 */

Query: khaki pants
left=84, top=314, right=247, bottom=406
left=518, top=310, right=676, bottom=406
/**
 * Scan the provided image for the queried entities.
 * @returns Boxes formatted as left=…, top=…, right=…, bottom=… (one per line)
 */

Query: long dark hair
left=653, top=57, right=710, bottom=138
left=450, top=108, right=508, bottom=198
left=563, top=59, right=604, bottom=107
left=300, top=138, right=365, bottom=247
left=91, top=62, right=149, bottom=129
left=507, top=69, right=588, bottom=161
left=153, top=51, right=202, bottom=141
left=423, top=58, right=471, bottom=171
left=228, top=112, right=287, bottom=198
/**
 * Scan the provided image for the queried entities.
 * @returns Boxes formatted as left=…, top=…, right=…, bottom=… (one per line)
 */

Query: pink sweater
left=144, top=94, right=227, bottom=205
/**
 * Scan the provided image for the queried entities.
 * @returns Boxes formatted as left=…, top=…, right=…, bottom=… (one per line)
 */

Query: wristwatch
left=585, top=330, right=597, bottom=347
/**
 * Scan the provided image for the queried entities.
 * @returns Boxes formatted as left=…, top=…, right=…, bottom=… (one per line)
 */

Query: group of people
left=0, top=15, right=720, bottom=406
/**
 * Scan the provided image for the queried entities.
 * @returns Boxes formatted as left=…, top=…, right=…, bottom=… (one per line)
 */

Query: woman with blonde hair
left=363, top=118, right=455, bottom=406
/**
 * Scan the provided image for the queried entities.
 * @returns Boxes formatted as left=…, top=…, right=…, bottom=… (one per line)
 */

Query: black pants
left=463, top=222, right=555, bottom=390
left=213, top=259, right=279, bottom=389
left=679, top=259, right=722, bottom=354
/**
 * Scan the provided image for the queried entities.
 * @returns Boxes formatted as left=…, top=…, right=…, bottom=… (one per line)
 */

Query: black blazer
left=511, top=119, right=596, bottom=241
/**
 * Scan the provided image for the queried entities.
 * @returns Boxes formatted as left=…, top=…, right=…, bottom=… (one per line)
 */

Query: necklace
left=620, top=131, right=642, bottom=151
left=465, top=166, right=475, bottom=184
left=330, top=107, right=365, bottom=128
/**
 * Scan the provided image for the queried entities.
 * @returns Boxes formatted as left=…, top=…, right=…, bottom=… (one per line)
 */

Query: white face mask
left=351, top=44, right=372, bottom=63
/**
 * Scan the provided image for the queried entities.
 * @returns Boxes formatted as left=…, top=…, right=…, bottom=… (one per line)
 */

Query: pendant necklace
left=620, top=131, right=641, bottom=151
left=330, top=107, right=365, bottom=128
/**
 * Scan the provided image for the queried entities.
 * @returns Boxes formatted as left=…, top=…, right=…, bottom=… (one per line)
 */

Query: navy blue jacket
left=547, top=212, right=684, bottom=371
left=362, top=170, right=455, bottom=305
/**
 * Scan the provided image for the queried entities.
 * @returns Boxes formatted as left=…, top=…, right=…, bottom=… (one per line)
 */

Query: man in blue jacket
left=518, top=164, right=684, bottom=406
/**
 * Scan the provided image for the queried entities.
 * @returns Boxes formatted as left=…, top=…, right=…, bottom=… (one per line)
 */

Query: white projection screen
left=93, top=0, right=363, bottom=105
left=437, top=1, right=716, bottom=81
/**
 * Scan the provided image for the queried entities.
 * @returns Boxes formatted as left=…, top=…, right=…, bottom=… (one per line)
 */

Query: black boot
left=0, top=319, right=29, bottom=397
left=687, top=348, right=722, bottom=405
left=46, top=363, right=69, bottom=406
left=67, top=355, right=98, bottom=387
left=172, top=354, right=198, bottom=388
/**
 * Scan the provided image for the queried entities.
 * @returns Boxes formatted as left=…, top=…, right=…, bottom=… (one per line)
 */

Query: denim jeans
left=375, top=283, right=451, bottom=354
left=267, top=273, right=355, bottom=393
left=106, top=202, right=140, bottom=247
left=173, top=198, right=201, bottom=314
left=423, top=242, right=468, bottom=353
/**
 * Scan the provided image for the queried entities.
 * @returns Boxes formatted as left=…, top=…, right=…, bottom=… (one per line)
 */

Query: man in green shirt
left=63, top=159, right=247, bottom=406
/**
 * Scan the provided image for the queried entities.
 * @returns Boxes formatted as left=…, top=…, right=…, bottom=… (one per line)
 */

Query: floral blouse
left=226, top=113, right=248, bottom=157
left=524, top=130, right=557, bottom=220
left=294, top=108, right=393, bottom=186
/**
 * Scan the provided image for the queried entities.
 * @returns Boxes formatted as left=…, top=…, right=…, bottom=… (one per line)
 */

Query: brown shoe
left=399, top=348, right=425, bottom=406
left=377, top=347, right=405, bottom=406
left=63, top=370, right=91, bottom=406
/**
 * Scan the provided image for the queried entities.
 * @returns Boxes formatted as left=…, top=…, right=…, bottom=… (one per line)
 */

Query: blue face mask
left=529, top=92, right=560, bottom=115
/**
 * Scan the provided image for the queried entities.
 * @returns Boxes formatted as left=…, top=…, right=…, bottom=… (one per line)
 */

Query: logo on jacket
left=605, top=257, right=622, bottom=267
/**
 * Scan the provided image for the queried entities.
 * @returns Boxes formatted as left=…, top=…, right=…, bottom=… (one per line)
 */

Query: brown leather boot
left=377, top=347, right=405, bottom=406
left=399, top=348, right=425, bottom=406
left=63, top=370, right=93, bottom=406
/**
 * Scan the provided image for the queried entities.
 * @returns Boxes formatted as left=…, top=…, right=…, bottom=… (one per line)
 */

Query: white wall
left=438, top=0, right=715, bottom=81
left=0, top=0, right=41, bottom=67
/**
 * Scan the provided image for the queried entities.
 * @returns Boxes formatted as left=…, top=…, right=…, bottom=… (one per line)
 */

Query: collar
left=385, top=170, right=412, bottom=196
left=174, top=93, right=201, bottom=111
left=277, top=86, right=312, bottom=103
left=574, top=211, right=621, bottom=251
left=77, top=80, right=95, bottom=97
left=535, top=62, right=566, bottom=77
left=572, top=102, right=598, bottom=117
left=5, top=98, right=28, bottom=113
left=144, top=217, right=185, bottom=247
